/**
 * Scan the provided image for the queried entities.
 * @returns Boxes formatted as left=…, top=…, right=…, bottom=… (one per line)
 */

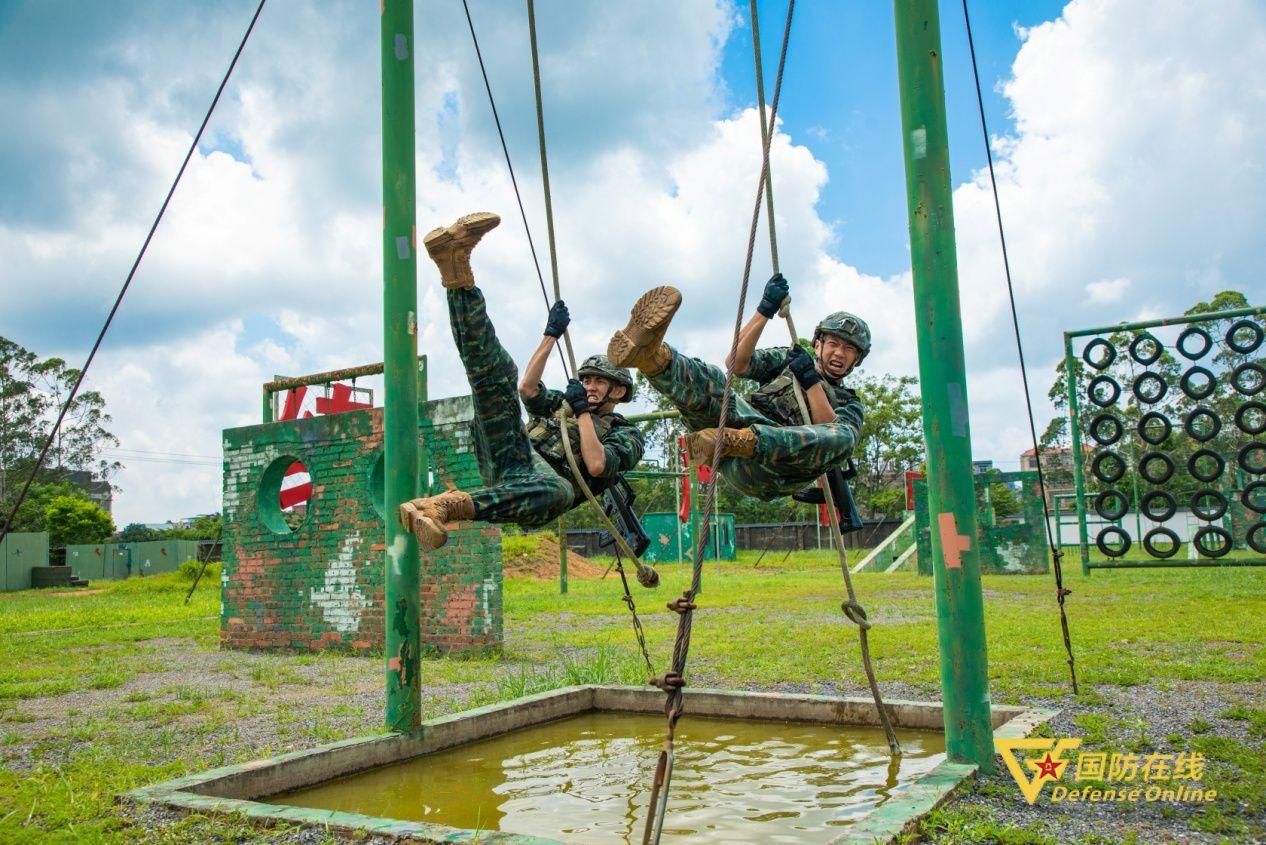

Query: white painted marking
left=912, top=126, right=927, bottom=159
left=310, top=532, right=371, bottom=633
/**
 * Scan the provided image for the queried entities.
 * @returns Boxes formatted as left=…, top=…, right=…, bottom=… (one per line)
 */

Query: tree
left=44, top=495, right=114, bottom=547
left=116, top=522, right=161, bottom=543
left=5, top=481, right=92, bottom=533
left=850, top=372, right=924, bottom=518
left=0, top=336, right=122, bottom=521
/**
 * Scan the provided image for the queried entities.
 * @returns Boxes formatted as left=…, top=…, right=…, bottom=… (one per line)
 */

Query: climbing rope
left=0, top=0, right=268, bottom=543
left=749, top=0, right=901, bottom=756
left=460, top=0, right=572, bottom=378
left=641, top=5, right=798, bottom=844
left=960, top=0, right=1078, bottom=693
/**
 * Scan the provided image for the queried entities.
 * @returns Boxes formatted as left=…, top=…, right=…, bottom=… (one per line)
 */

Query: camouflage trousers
left=448, top=287, right=574, bottom=528
left=648, top=346, right=858, bottom=499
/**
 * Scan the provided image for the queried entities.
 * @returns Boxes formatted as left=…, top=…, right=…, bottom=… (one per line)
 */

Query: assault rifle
left=791, top=458, right=865, bottom=532
left=597, top=475, right=651, bottom=558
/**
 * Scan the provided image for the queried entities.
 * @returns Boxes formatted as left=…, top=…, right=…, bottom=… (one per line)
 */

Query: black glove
left=787, top=344, right=822, bottom=389
left=563, top=379, right=590, bottom=415
left=544, top=300, right=570, bottom=338
left=756, top=273, right=789, bottom=319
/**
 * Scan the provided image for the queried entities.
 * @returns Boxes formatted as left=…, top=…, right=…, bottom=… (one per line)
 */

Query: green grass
left=0, top=558, right=1263, bottom=842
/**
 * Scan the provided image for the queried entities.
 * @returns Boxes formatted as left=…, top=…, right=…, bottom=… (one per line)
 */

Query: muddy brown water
left=273, top=712, right=946, bottom=843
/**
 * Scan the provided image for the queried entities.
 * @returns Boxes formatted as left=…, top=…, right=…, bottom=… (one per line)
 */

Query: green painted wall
left=65, top=540, right=200, bottom=581
left=1, top=532, right=50, bottom=591
left=913, top=471, right=1049, bottom=575
left=220, top=395, right=502, bottom=656
left=641, top=512, right=736, bottom=563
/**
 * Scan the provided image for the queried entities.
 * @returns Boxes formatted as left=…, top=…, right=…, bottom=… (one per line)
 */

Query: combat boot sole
left=607, top=285, right=682, bottom=370
left=423, top=211, right=501, bottom=289
left=397, top=501, right=451, bottom=551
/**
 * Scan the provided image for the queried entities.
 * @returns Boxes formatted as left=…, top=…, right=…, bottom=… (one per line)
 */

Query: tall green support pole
left=1063, top=337, right=1091, bottom=575
left=382, top=0, right=420, bottom=733
left=894, top=0, right=994, bottom=772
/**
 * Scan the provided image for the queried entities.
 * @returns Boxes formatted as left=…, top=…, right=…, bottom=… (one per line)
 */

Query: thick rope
left=961, top=0, right=1077, bottom=693
left=749, top=0, right=899, bottom=756
left=526, top=0, right=578, bottom=376
left=642, top=5, right=795, bottom=845
left=460, top=0, right=571, bottom=378
left=1, top=0, right=268, bottom=543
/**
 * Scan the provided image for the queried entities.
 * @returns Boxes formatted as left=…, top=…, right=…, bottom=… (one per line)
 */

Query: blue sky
left=2, top=0, right=1263, bottom=523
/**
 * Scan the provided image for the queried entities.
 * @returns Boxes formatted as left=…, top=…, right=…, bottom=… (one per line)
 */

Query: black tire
left=1143, top=527, right=1181, bottom=559
left=1247, top=522, right=1266, bottom=555
left=1239, top=442, right=1266, bottom=476
left=1176, top=326, right=1212, bottom=360
left=1232, top=362, right=1265, bottom=397
left=1095, top=489, right=1130, bottom=522
left=1140, top=490, right=1177, bottom=523
left=1138, top=411, right=1172, bottom=446
left=1179, top=366, right=1216, bottom=401
left=1129, top=333, right=1163, bottom=365
left=1189, top=489, right=1229, bottom=522
left=1132, top=371, right=1168, bottom=405
left=1184, top=408, right=1222, bottom=443
left=1088, top=375, right=1122, bottom=407
left=1089, top=413, right=1124, bottom=447
left=1226, top=319, right=1265, bottom=355
left=1243, top=480, right=1266, bottom=515
left=1096, top=526, right=1131, bottom=558
left=1192, top=526, right=1232, bottom=559
left=1187, top=448, right=1225, bottom=483
left=1138, top=451, right=1175, bottom=485
left=1082, top=337, right=1116, bottom=371
left=1235, top=401, right=1266, bottom=436
left=1091, top=450, right=1127, bottom=484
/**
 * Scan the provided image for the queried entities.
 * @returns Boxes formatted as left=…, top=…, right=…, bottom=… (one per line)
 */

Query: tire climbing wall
left=1065, top=308, right=1266, bottom=569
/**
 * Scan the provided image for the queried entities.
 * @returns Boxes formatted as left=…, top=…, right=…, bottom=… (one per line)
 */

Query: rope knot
left=666, top=596, right=696, bottom=614
left=636, top=564, right=660, bottom=589
left=649, top=672, right=685, bottom=690
left=841, top=600, right=872, bottom=630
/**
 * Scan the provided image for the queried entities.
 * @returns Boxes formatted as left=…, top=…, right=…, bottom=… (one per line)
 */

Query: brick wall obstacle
left=220, top=395, right=503, bottom=656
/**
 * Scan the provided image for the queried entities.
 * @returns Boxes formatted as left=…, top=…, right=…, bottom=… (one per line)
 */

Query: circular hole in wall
left=258, top=455, right=313, bottom=535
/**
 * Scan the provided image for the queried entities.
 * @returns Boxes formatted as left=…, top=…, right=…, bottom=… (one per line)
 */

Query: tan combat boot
left=686, top=427, right=757, bottom=469
left=607, top=285, right=681, bottom=376
left=398, top=490, right=475, bottom=551
left=422, top=212, right=501, bottom=289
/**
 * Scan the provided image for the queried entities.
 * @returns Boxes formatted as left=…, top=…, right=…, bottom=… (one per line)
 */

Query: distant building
left=1019, top=447, right=1088, bottom=508
left=972, top=459, right=994, bottom=475
left=65, top=470, right=113, bottom=514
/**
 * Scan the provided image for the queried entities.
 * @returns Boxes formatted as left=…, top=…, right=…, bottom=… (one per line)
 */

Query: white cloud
left=4, top=0, right=1265, bottom=522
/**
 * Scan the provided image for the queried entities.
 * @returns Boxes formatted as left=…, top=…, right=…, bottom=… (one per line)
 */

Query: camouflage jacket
left=743, top=347, right=864, bottom=436
left=522, top=383, right=645, bottom=496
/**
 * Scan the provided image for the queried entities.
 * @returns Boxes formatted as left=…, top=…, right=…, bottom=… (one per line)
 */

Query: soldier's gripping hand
left=544, top=300, right=570, bottom=338
left=756, top=273, right=789, bottom=319
left=564, top=379, right=591, bottom=415
left=787, top=344, right=822, bottom=389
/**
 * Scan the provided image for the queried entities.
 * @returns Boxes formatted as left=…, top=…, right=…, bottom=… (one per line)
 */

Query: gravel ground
left=7, top=635, right=1264, bottom=843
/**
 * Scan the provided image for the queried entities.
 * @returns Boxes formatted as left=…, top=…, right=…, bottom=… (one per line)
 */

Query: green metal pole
left=261, top=387, right=272, bottom=423
left=1065, top=305, right=1266, bottom=339
left=1063, top=336, right=1091, bottom=576
left=558, top=514, right=568, bottom=594
left=382, top=0, right=420, bottom=734
left=894, top=0, right=993, bottom=772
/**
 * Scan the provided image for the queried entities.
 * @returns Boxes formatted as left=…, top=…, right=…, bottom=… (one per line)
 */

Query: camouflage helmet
left=577, top=354, right=635, bottom=403
left=815, top=311, right=871, bottom=362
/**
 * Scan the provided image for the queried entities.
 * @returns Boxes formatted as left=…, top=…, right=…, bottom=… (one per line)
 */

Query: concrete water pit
left=126, top=686, right=1053, bottom=844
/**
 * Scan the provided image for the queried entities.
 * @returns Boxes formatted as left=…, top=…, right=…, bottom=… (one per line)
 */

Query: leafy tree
left=0, top=336, right=122, bottom=521
left=850, top=372, right=924, bottom=518
left=159, top=514, right=223, bottom=540
left=116, top=522, right=161, bottom=543
left=5, top=481, right=92, bottom=533
left=44, top=495, right=114, bottom=547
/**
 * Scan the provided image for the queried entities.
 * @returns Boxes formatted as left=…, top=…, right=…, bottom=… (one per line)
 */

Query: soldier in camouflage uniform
left=607, top=275, right=868, bottom=500
left=398, top=212, right=644, bottom=551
